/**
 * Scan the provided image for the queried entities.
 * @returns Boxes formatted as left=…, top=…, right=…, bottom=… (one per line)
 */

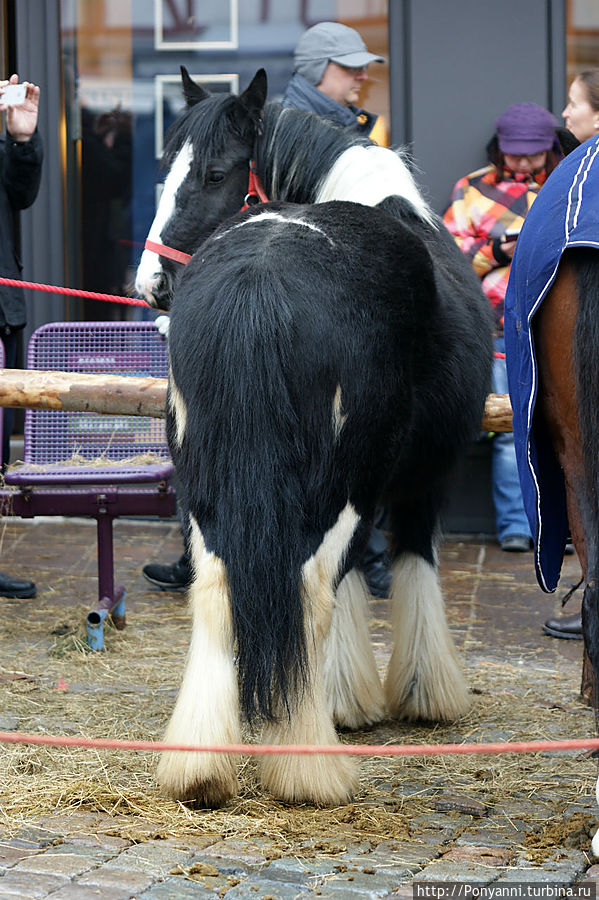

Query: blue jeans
left=492, top=337, right=531, bottom=542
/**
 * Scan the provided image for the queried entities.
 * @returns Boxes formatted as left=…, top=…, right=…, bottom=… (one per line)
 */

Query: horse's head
left=135, top=67, right=268, bottom=309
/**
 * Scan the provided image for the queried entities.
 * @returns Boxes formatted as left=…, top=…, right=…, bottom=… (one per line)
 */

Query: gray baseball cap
left=294, top=22, right=385, bottom=86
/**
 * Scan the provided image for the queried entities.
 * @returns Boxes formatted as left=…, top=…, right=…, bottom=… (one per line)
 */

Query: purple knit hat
left=495, top=103, right=558, bottom=154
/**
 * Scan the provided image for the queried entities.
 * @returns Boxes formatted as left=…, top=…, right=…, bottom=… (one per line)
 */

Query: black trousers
left=360, top=507, right=389, bottom=567
left=1, top=328, right=18, bottom=470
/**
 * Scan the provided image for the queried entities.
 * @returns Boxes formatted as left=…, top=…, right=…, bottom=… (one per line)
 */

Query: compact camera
left=502, top=228, right=521, bottom=243
left=1, top=83, right=26, bottom=106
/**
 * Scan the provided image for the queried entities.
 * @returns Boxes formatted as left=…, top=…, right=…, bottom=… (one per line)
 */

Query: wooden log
left=0, top=369, right=515, bottom=432
left=481, top=393, right=513, bottom=434
left=0, top=369, right=167, bottom=419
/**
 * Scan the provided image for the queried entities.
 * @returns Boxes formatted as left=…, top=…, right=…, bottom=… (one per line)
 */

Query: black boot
left=142, top=553, right=192, bottom=590
left=362, top=553, right=393, bottom=598
left=360, top=522, right=392, bottom=599
left=542, top=612, right=582, bottom=640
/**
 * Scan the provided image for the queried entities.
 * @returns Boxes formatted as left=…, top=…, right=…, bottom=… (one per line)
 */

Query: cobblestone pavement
left=0, top=518, right=598, bottom=898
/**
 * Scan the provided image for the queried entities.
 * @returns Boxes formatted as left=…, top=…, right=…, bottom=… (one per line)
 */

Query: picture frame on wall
left=154, top=0, right=239, bottom=50
left=154, top=73, right=240, bottom=159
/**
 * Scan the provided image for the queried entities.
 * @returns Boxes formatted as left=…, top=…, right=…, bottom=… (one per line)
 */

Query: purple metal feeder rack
left=0, top=322, right=177, bottom=649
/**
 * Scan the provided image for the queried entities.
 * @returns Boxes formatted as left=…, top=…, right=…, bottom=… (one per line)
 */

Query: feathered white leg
left=385, top=552, right=470, bottom=721
left=157, top=518, right=240, bottom=806
left=260, top=505, right=360, bottom=804
left=323, top=568, right=385, bottom=729
left=592, top=776, right=599, bottom=856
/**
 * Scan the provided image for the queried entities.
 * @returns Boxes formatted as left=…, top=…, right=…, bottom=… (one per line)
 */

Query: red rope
left=0, top=729, right=598, bottom=757
left=0, top=276, right=149, bottom=307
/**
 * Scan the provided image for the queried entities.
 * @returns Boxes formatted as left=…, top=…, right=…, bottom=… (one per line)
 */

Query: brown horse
left=505, top=135, right=599, bottom=854
left=534, top=252, right=589, bottom=581
left=535, top=247, right=599, bottom=855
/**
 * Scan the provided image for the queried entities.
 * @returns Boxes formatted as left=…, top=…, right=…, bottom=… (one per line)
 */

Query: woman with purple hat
left=443, top=103, right=565, bottom=556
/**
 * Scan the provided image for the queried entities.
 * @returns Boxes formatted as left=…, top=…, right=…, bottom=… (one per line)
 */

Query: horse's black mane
left=258, top=104, right=372, bottom=203
left=162, top=92, right=257, bottom=176
left=163, top=90, right=372, bottom=204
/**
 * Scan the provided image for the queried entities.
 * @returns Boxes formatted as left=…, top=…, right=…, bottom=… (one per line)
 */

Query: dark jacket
left=282, top=73, right=378, bottom=137
left=0, top=128, right=43, bottom=329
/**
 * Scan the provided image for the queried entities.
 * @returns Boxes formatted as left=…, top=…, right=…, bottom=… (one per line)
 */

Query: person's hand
left=0, top=74, right=40, bottom=142
left=499, top=240, right=516, bottom=259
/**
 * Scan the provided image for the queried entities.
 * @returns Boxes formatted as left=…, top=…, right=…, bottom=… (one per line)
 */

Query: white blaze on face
left=134, top=140, right=194, bottom=303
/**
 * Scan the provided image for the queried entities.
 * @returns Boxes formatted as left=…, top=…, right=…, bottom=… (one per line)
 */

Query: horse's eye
left=206, top=171, right=225, bottom=185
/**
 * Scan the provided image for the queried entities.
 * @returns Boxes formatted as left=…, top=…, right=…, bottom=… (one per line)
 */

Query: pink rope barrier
left=0, top=276, right=149, bottom=307
left=0, top=730, right=598, bottom=757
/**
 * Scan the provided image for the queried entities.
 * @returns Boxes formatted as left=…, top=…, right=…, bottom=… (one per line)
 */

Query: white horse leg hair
left=259, top=575, right=357, bottom=804
left=260, top=505, right=360, bottom=804
left=167, top=368, right=187, bottom=451
left=157, top=517, right=240, bottom=805
left=323, top=567, right=385, bottom=729
left=593, top=777, right=599, bottom=856
left=385, top=552, right=470, bottom=721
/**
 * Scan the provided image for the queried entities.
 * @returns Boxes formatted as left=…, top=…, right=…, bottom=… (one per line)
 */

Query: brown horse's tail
left=573, top=246, right=599, bottom=706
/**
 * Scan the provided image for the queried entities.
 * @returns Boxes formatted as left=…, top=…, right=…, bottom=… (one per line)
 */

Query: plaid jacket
left=443, top=165, right=545, bottom=336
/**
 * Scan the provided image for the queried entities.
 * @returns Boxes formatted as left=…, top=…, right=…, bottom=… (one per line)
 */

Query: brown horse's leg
left=533, top=257, right=591, bottom=701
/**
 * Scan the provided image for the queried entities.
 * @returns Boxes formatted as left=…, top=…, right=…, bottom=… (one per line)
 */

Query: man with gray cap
left=282, top=21, right=385, bottom=141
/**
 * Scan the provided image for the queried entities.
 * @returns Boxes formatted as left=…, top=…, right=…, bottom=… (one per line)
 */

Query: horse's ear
left=180, top=66, right=210, bottom=107
left=238, top=69, right=268, bottom=120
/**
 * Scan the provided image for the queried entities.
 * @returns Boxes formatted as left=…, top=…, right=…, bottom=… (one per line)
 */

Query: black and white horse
left=135, top=69, right=493, bottom=807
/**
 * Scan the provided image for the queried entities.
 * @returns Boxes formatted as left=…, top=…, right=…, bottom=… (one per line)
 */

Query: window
left=566, top=0, right=599, bottom=82
left=60, top=0, right=389, bottom=313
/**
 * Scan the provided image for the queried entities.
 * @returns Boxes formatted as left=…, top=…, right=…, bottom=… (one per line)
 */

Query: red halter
left=144, top=160, right=269, bottom=265
left=240, top=159, right=269, bottom=211
left=143, top=240, right=191, bottom=265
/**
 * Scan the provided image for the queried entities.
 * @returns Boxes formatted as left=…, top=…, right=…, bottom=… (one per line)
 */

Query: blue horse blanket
left=505, top=134, right=599, bottom=592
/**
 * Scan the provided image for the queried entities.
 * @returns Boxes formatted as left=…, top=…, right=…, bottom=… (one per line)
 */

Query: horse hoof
left=333, top=704, right=386, bottom=731
left=260, top=752, right=358, bottom=806
left=156, top=751, right=238, bottom=807
left=329, top=660, right=386, bottom=729
left=385, top=665, right=470, bottom=722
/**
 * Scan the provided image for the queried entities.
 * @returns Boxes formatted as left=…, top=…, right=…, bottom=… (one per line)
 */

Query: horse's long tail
left=177, top=264, right=312, bottom=725
left=220, top=407, right=309, bottom=725
left=575, top=248, right=599, bottom=541
left=573, top=247, right=599, bottom=699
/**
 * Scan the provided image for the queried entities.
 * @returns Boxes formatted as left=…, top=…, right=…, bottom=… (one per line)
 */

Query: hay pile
left=0, top=585, right=596, bottom=860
